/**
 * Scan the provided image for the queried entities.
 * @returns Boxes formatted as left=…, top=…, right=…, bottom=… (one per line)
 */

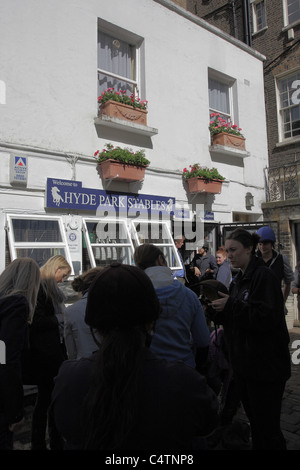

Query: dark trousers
left=31, top=379, right=63, bottom=450
left=0, top=413, right=13, bottom=450
left=236, top=376, right=287, bottom=450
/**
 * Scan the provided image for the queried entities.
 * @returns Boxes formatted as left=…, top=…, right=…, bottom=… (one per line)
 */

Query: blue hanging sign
left=45, top=178, right=184, bottom=217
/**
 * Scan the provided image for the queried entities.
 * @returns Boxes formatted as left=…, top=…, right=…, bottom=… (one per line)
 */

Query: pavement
left=12, top=328, right=300, bottom=451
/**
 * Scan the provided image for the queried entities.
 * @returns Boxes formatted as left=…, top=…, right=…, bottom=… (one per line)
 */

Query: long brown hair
left=0, top=257, right=40, bottom=321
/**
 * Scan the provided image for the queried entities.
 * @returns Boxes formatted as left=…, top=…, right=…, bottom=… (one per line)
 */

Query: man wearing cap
left=190, top=244, right=218, bottom=282
left=256, top=226, right=294, bottom=309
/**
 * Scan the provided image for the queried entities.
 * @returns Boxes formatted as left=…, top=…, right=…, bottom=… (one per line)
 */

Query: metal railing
left=265, top=156, right=300, bottom=202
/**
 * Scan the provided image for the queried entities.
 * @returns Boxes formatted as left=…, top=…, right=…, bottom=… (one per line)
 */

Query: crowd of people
left=0, top=226, right=294, bottom=451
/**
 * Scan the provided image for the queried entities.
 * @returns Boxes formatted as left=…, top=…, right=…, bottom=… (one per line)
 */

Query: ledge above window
left=94, top=114, right=158, bottom=137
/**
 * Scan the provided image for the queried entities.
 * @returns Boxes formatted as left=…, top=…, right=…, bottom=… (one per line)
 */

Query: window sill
left=94, top=115, right=158, bottom=137
left=276, top=136, right=300, bottom=148
left=282, top=19, right=300, bottom=32
left=209, top=144, right=250, bottom=159
left=252, top=26, right=268, bottom=37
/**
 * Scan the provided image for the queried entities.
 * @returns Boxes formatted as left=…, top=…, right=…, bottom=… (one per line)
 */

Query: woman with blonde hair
left=0, top=257, right=40, bottom=449
left=30, top=254, right=71, bottom=450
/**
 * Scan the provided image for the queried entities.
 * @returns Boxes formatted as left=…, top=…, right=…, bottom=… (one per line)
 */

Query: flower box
left=97, top=159, right=147, bottom=183
left=187, top=177, right=223, bottom=194
left=99, top=100, right=148, bottom=126
left=212, top=132, right=246, bottom=150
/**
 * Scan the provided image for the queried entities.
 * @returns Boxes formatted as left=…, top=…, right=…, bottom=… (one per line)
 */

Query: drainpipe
left=242, top=0, right=252, bottom=47
left=230, top=0, right=238, bottom=39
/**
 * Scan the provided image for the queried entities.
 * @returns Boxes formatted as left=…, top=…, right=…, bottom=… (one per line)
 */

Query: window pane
left=131, top=221, right=181, bottom=270
left=291, top=106, right=300, bottom=136
left=256, top=1, right=267, bottom=30
left=98, top=31, right=134, bottom=95
left=85, top=221, right=131, bottom=244
left=278, top=71, right=300, bottom=139
left=11, top=219, right=62, bottom=242
left=287, top=0, right=300, bottom=24
left=15, top=248, right=66, bottom=267
left=83, top=219, right=134, bottom=267
left=208, top=77, right=230, bottom=115
left=98, top=72, right=134, bottom=95
left=92, top=246, right=132, bottom=266
left=133, top=221, right=170, bottom=244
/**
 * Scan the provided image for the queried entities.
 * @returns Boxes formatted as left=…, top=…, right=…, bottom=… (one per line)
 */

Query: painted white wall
left=0, top=0, right=269, bottom=269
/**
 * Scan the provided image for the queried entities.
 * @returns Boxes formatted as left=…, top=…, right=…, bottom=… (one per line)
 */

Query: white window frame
left=97, top=19, right=144, bottom=99
left=6, top=214, right=73, bottom=272
left=276, top=69, right=300, bottom=141
left=208, top=69, right=236, bottom=125
left=130, top=220, right=182, bottom=272
left=82, top=218, right=135, bottom=268
left=283, top=0, right=300, bottom=26
left=251, top=0, right=267, bottom=33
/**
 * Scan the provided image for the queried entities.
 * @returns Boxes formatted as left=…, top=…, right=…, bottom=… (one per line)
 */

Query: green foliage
left=182, top=164, right=225, bottom=181
left=94, top=143, right=150, bottom=167
left=98, top=88, right=148, bottom=110
left=209, top=113, right=244, bottom=137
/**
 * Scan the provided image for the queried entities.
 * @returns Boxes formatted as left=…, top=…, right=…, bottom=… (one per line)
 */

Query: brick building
left=172, top=0, right=300, bottom=327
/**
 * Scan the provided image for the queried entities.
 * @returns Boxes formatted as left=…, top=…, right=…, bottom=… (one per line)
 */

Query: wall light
left=245, top=192, right=254, bottom=210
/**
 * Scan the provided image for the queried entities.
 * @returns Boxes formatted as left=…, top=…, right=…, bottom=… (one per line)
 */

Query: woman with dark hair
left=210, top=228, right=291, bottom=450
left=50, top=262, right=219, bottom=450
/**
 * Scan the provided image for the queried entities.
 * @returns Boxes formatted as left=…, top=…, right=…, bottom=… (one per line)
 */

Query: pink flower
left=94, top=150, right=99, bottom=156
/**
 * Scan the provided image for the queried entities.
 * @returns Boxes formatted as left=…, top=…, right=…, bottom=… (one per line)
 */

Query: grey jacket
left=64, top=293, right=100, bottom=360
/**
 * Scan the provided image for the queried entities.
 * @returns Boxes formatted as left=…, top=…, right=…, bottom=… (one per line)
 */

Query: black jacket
left=50, top=349, right=219, bottom=450
left=29, top=284, right=65, bottom=381
left=215, top=256, right=291, bottom=382
left=0, top=294, right=28, bottom=423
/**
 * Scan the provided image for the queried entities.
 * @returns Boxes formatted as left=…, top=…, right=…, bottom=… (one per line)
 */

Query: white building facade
left=0, top=0, right=268, bottom=279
